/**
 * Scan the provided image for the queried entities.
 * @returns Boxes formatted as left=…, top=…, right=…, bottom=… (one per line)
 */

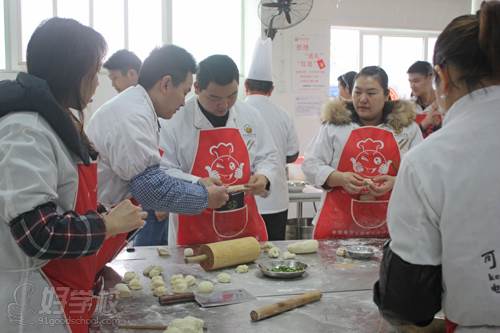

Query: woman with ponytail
left=374, top=2, right=500, bottom=332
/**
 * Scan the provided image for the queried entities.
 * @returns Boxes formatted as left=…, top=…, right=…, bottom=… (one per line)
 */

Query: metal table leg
left=296, top=201, right=303, bottom=239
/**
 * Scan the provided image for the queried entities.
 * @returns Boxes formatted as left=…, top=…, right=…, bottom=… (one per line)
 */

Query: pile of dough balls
left=143, top=265, right=164, bottom=278
left=114, top=283, right=131, bottom=298
left=164, top=316, right=204, bottom=333
left=122, top=271, right=142, bottom=290
left=170, top=274, right=196, bottom=293
left=151, top=275, right=168, bottom=297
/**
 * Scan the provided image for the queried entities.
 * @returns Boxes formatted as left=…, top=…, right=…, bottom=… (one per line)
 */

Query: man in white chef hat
left=244, top=37, right=300, bottom=240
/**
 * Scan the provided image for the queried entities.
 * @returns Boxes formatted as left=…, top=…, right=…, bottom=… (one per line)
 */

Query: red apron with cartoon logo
left=313, top=127, right=401, bottom=239
left=42, top=162, right=128, bottom=333
left=177, top=128, right=268, bottom=245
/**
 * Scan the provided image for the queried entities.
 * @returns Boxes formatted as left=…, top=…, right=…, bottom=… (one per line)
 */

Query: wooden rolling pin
left=184, top=237, right=260, bottom=271
left=250, top=290, right=322, bottom=321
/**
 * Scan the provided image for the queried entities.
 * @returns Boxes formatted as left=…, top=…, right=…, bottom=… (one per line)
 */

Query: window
left=93, top=0, right=125, bottom=59
left=330, top=27, right=439, bottom=99
left=0, top=0, right=5, bottom=69
left=57, top=0, right=89, bottom=25
left=128, top=0, right=162, bottom=61
left=21, top=0, right=53, bottom=62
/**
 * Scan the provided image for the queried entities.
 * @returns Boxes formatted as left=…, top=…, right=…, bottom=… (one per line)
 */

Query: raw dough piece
left=268, top=247, right=280, bottom=258
left=128, top=277, right=142, bottom=290
left=336, top=246, right=348, bottom=257
left=235, top=264, right=249, bottom=273
left=171, top=279, right=188, bottom=293
left=164, top=316, right=204, bottom=333
left=282, top=251, right=296, bottom=259
left=122, top=271, right=138, bottom=283
left=170, top=274, right=184, bottom=284
left=153, top=285, right=168, bottom=297
left=151, top=277, right=166, bottom=289
left=216, top=272, right=231, bottom=283
left=114, top=283, right=131, bottom=298
left=143, top=265, right=155, bottom=276
left=287, top=240, right=319, bottom=254
left=149, top=268, right=162, bottom=278
left=184, top=275, right=196, bottom=286
left=183, top=248, right=194, bottom=257
left=197, top=281, right=214, bottom=294
left=157, top=247, right=170, bottom=257
left=262, top=241, right=275, bottom=251
left=363, top=178, right=374, bottom=187
left=144, top=265, right=164, bottom=277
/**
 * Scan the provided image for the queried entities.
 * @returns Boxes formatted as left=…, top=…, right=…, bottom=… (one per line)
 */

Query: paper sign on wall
left=292, top=35, right=329, bottom=93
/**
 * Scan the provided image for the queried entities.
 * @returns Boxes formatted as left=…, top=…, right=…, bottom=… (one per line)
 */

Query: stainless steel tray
left=346, top=245, right=374, bottom=260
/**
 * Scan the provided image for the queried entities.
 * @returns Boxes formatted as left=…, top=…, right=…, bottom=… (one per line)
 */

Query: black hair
left=103, top=49, right=142, bottom=74
left=245, top=79, right=273, bottom=94
left=355, top=66, right=389, bottom=96
left=196, top=55, right=239, bottom=90
left=138, top=44, right=197, bottom=91
left=433, top=1, right=500, bottom=92
left=27, top=17, right=106, bottom=111
left=407, top=61, right=433, bottom=76
left=337, top=71, right=357, bottom=94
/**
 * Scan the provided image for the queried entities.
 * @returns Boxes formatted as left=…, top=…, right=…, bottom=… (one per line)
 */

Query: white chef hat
left=246, top=37, right=273, bottom=82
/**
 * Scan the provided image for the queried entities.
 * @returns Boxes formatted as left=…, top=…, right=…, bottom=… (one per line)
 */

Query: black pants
left=262, top=210, right=288, bottom=241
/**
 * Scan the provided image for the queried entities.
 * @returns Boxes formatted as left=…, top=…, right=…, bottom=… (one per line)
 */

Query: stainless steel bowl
left=258, top=260, right=308, bottom=279
left=346, top=245, right=374, bottom=260
left=288, top=181, right=306, bottom=193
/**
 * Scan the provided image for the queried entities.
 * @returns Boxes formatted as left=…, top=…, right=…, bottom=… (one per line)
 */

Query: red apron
left=42, top=162, right=128, bottom=333
left=177, top=128, right=268, bottom=245
left=313, top=127, right=400, bottom=239
left=416, top=113, right=442, bottom=138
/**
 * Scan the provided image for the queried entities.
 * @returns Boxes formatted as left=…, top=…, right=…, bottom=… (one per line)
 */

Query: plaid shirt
left=130, top=165, right=208, bottom=214
left=9, top=202, right=106, bottom=260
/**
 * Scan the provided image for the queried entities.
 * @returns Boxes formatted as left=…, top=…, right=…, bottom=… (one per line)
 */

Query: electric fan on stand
left=258, top=0, right=314, bottom=39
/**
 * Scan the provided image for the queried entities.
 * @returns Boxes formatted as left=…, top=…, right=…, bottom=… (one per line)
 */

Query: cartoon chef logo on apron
left=204, top=143, right=244, bottom=185
left=314, top=127, right=401, bottom=239
left=176, top=127, right=268, bottom=245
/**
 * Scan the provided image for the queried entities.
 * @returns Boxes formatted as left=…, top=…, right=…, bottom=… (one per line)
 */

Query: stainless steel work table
left=92, top=239, right=442, bottom=332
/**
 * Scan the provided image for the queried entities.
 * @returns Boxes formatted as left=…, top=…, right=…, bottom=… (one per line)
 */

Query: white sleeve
left=301, top=124, right=336, bottom=187
left=285, top=114, right=300, bottom=156
left=0, top=121, right=59, bottom=222
left=251, top=112, right=280, bottom=184
left=387, top=156, right=442, bottom=265
left=159, top=121, right=200, bottom=183
left=408, top=122, right=424, bottom=150
left=88, top=111, right=160, bottom=181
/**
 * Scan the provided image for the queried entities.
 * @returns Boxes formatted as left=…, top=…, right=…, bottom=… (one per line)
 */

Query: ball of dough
left=157, top=247, right=170, bottom=257
left=149, top=268, right=162, bottom=278
left=268, top=247, right=280, bottom=258
left=171, top=279, right=188, bottom=293
left=122, top=271, right=138, bottom=283
left=235, top=264, right=249, bottom=273
left=184, top=275, right=196, bottom=286
left=197, top=281, right=214, bottom=294
left=287, top=240, right=319, bottom=254
left=164, top=327, right=182, bottom=333
left=184, top=248, right=194, bottom=257
left=262, top=241, right=275, bottom=251
left=216, top=272, right=231, bottom=283
left=143, top=265, right=155, bottom=276
left=170, top=274, right=184, bottom=284
left=336, top=246, right=348, bottom=257
left=153, top=285, right=168, bottom=297
left=165, top=316, right=204, bottom=333
left=128, top=277, right=142, bottom=290
left=282, top=251, right=296, bottom=260
left=114, top=283, right=131, bottom=298
left=151, top=278, right=166, bottom=289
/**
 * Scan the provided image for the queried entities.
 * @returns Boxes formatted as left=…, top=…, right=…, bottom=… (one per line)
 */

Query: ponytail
left=479, top=1, right=500, bottom=77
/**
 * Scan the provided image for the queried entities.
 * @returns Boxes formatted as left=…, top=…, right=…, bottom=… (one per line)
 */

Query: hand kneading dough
left=235, top=264, right=249, bottom=273
left=184, top=275, right=196, bottom=286
left=282, top=251, right=296, bottom=259
left=216, top=272, right=231, bottom=283
left=114, top=283, right=131, bottom=298
left=128, top=277, right=142, bottom=290
left=197, top=281, right=214, bottom=294
left=123, top=271, right=138, bottom=283
left=183, top=248, right=194, bottom=257
left=268, top=247, right=280, bottom=258
left=287, top=240, right=319, bottom=254
left=164, top=316, right=204, bottom=333
left=153, top=286, right=168, bottom=297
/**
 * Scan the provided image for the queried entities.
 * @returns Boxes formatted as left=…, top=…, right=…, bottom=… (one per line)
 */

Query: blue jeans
left=133, top=210, right=168, bottom=246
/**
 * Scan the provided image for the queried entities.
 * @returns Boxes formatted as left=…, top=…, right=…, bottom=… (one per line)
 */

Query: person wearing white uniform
left=374, top=3, right=500, bottom=332
left=302, top=66, right=423, bottom=239
left=160, top=54, right=280, bottom=245
left=87, top=45, right=229, bottom=237
left=244, top=37, right=299, bottom=240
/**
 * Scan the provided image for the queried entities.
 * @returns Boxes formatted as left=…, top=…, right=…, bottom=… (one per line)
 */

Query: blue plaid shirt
left=129, top=165, right=208, bottom=214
